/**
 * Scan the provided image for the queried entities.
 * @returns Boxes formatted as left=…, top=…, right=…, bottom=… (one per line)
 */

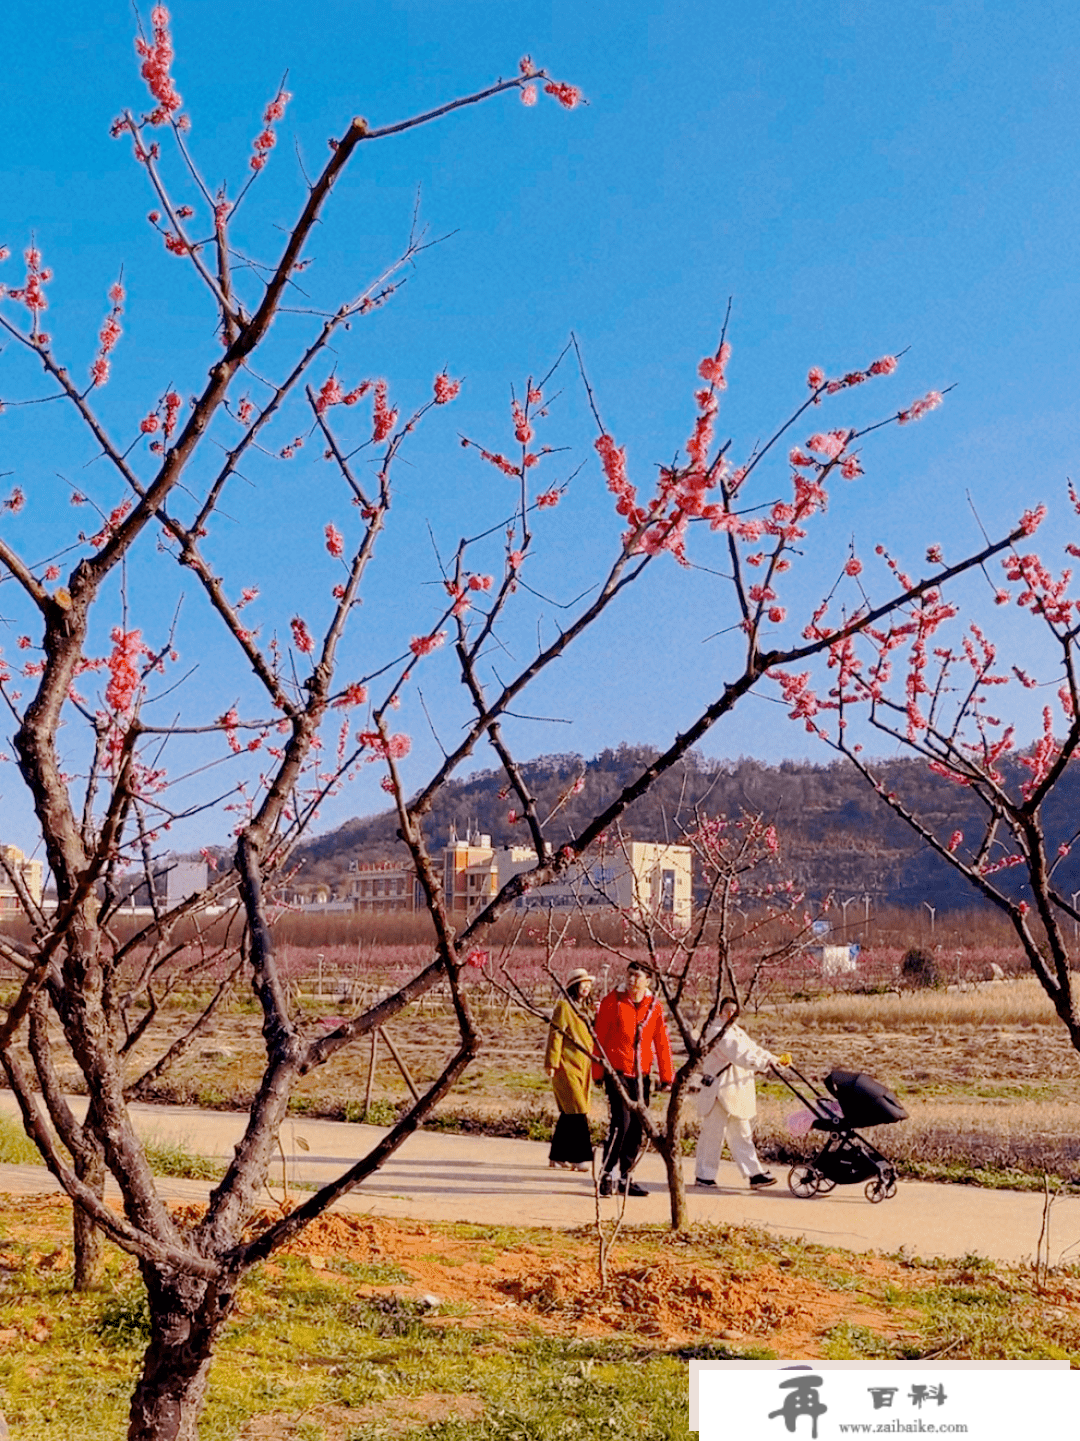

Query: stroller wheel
left=814, top=1174, right=837, bottom=1194
left=865, top=1177, right=890, bottom=1204
left=788, top=1164, right=820, bottom=1198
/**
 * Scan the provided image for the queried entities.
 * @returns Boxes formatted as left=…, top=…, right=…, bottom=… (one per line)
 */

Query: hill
left=293, top=745, right=1080, bottom=912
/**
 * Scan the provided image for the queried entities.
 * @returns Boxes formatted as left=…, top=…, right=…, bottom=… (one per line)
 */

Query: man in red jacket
left=593, top=958, right=674, bottom=1196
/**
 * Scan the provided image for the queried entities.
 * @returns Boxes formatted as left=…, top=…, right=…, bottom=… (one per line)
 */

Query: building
left=0, top=845, right=44, bottom=917
left=126, top=858, right=209, bottom=910
left=440, top=826, right=502, bottom=916
left=497, top=840, right=693, bottom=928
left=344, top=858, right=418, bottom=913
left=435, top=828, right=693, bottom=927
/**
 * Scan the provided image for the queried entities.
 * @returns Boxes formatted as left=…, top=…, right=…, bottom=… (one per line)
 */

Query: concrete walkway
left=2, top=1093, right=1079, bottom=1267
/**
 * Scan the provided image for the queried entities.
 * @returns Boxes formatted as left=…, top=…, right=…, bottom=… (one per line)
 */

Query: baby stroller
left=776, top=1065, right=908, bottom=1203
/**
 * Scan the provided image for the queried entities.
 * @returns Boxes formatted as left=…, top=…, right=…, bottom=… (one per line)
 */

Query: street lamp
left=839, top=895, right=859, bottom=932
left=923, top=901, right=936, bottom=937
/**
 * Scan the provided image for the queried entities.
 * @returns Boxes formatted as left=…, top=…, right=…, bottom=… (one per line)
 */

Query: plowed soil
left=206, top=1204, right=922, bottom=1354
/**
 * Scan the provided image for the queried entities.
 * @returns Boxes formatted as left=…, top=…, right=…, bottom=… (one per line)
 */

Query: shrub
left=901, top=947, right=940, bottom=988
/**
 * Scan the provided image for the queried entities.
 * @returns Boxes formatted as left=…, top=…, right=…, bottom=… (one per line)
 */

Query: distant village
left=286, top=826, right=696, bottom=928
left=1, top=830, right=696, bottom=929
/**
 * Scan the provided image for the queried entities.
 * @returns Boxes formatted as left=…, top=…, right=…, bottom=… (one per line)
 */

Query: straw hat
left=565, top=967, right=595, bottom=987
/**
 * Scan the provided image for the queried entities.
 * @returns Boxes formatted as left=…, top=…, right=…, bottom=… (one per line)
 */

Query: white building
left=436, top=828, right=692, bottom=927
left=0, top=844, right=44, bottom=917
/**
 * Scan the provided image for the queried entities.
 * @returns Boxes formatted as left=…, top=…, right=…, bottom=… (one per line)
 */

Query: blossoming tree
left=0, top=8, right=1041, bottom=1438
left=786, top=498, right=1080, bottom=1050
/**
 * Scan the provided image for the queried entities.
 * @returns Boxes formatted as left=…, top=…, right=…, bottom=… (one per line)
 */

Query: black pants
left=602, top=1071, right=651, bottom=1177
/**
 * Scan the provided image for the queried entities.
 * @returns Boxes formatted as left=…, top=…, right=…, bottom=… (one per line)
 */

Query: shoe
left=695, top=1176, right=716, bottom=1187
left=570, top=1163, right=589, bottom=1173
left=621, top=1178, right=648, bottom=1197
left=598, top=1172, right=614, bottom=1197
left=749, top=1172, right=777, bottom=1188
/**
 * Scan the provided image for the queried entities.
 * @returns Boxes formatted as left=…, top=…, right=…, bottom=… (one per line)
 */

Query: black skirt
left=549, top=1111, right=593, bottom=1165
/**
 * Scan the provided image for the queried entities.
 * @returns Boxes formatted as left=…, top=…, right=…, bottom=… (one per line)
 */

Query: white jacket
left=695, top=1020, right=778, bottom=1121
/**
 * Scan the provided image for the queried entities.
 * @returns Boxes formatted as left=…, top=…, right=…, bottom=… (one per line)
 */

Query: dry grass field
left=27, top=957, right=1063, bottom=1186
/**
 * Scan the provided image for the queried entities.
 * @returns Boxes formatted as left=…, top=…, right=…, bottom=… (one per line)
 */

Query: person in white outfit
left=693, top=997, right=788, bottom=1189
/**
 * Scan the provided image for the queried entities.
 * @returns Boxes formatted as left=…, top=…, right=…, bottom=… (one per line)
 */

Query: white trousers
left=695, top=1101, right=763, bottom=1181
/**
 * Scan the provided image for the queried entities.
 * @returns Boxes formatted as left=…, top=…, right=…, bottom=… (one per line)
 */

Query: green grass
left=139, top=1133, right=225, bottom=1181
left=0, top=1115, right=44, bottom=1166
left=3, top=1202, right=1080, bottom=1439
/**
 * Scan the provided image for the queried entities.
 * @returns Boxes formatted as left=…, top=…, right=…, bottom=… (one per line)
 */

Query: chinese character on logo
left=868, top=1387, right=899, bottom=1410
left=769, top=1374, right=828, bottom=1437
left=909, top=1384, right=947, bottom=1409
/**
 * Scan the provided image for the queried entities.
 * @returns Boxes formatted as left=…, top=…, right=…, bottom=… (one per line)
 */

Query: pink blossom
left=467, top=574, right=493, bottom=591
left=868, top=355, right=898, bottom=376
left=372, top=380, right=397, bottom=442
left=464, top=948, right=488, bottom=967
left=511, top=399, right=533, bottom=445
left=315, top=376, right=344, bottom=413
left=1019, top=504, right=1047, bottom=536
left=290, top=617, right=315, bottom=653
left=136, top=6, right=183, bottom=123
left=409, top=631, right=447, bottom=658
left=536, top=488, right=560, bottom=508
left=333, top=682, right=368, bottom=709
left=105, top=627, right=148, bottom=716
left=433, top=373, right=461, bottom=405
left=806, top=430, right=847, bottom=460
left=543, top=80, right=583, bottom=109
left=263, top=90, right=292, bottom=125
left=697, top=342, right=732, bottom=390
left=947, top=831, right=963, bottom=853
left=474, top=447, right=518, bottom=477
left=325, top=522, right=344, bottom=558
left=897, top=391, right=943, bottom=425
left=844, top=557, right=863, bottom=577
left=520, top=84, right=538, bottom=106
left=806, top=366, right=825, bottom=390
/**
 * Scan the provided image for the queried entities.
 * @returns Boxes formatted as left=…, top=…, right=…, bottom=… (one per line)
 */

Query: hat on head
left=565, top=967, right=595, bottom=988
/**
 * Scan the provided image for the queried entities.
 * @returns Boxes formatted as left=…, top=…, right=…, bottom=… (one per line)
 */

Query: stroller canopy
left=824, top=1069, right=908, bottom=1128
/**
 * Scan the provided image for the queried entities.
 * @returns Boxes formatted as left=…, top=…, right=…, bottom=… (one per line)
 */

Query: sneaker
left=749, top=1172, right=777, bottom=1188
left=598, top=1172, right=614, bottom=1197
left=695, top=1177, right=716, bottom=1187
left=621, top=1178, right=648, bottom=1197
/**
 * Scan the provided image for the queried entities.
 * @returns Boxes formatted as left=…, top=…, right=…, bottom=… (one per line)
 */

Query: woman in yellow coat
left=545, top=967, right=595, bottom=1170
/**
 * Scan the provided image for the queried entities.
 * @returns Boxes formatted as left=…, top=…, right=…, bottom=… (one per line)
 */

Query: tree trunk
left=127, top=1271, right=231, bottom=1441
left=72, top=1138, right=106, bottom=1290
left=658, top=1134, right=688, bottom=1230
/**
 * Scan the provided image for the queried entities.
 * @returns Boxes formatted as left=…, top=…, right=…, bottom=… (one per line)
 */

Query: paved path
left=2, top=1094, right=1079, bottom=1266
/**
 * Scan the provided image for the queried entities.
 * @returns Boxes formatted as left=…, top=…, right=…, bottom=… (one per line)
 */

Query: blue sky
left=2, top=0, right=1079, bottom=855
